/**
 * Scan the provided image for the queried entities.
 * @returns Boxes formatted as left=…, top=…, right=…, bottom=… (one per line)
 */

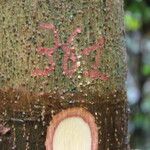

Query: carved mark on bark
left=32, top=23, right=108, bottom=80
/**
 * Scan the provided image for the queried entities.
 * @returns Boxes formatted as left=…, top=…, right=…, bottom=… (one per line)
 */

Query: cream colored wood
left=53, top=117, right=91, bottom=150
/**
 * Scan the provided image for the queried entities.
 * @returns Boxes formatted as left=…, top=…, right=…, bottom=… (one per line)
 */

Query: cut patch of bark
left=45, top=107, right=98, bottom=150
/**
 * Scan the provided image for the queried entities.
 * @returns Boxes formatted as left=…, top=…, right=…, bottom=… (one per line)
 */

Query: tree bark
left=0, top=0, right=129, bottom=149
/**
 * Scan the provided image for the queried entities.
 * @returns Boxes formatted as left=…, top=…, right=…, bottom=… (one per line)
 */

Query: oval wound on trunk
left=45, top=107, right=98, bottom=150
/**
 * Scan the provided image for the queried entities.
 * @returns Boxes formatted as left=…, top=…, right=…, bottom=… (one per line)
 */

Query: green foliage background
left=125, top=0, right=150, bottom=149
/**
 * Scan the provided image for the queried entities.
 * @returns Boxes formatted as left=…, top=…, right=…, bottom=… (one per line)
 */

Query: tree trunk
left=0, top=0, right=129, bottom=149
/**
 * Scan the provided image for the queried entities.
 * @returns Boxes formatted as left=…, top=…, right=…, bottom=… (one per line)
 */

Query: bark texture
left=0, top=0, right=129, bottom=149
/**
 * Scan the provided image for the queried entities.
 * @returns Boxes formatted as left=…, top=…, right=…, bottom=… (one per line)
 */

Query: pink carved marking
left=67, top=28, right=82, bottom=44
left=62, top=28, right=82, bottom=77
left=82, top=37, right=109, bottom=80
left=32, top=23, right=109, bottom=81
left=32, top=23, right=60, bottom=77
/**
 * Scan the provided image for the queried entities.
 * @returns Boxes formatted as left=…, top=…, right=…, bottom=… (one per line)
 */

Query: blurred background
left=125, top=0, right=150, bottom=149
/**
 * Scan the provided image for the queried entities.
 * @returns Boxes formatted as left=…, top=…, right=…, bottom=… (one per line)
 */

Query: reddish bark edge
left=45, top=107, right=98, bottom=150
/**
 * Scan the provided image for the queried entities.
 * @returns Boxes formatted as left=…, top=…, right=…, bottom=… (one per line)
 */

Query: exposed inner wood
left=45, top=108, right=98, bottom=150
left=53, top=117, right=91, bottom=150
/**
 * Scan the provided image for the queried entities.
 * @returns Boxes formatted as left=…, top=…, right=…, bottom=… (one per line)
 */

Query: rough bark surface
left=0, top=0, right=128, bottom=149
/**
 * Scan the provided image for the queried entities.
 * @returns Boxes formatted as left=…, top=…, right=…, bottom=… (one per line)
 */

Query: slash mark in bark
left=0, top=124, right=10, bottom=136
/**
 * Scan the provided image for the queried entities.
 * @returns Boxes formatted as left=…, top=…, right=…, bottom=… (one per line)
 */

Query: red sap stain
left=32, top=23, right=108, bottom=80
